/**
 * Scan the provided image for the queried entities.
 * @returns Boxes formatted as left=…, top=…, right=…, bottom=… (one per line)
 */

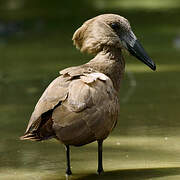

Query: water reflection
left=2, top=126, right=180, bottom=179
left=75, top=167, right=180, bottom=180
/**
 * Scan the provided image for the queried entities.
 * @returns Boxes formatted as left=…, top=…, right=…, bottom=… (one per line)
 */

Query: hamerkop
left=21, top=14, right=156, bottom=175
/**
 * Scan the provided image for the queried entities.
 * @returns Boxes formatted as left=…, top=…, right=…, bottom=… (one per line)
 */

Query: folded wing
left=21, top=67, right=119, bottom=145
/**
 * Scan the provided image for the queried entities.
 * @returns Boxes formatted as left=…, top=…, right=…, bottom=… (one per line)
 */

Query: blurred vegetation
left=0, top=0, right=94, bottom=20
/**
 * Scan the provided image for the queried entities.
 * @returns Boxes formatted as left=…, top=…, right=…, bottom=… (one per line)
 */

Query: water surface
left=1, top=3, right=180, bottom=180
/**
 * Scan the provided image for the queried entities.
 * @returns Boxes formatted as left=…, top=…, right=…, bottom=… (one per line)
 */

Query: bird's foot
left=97, top=167, right=104, bottom=175
left=66, top=168, right=72, bottom=176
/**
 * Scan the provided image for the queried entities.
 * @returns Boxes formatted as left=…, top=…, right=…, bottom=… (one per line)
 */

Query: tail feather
left=20, top=132, right=42, bottom=141
left=20, top=111, right=55, bottom=141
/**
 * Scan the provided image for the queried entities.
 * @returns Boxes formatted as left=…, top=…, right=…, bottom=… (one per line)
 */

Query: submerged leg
left=97, top=140, right=104, bottom=175
left=65, top=145, right=72, bottom=175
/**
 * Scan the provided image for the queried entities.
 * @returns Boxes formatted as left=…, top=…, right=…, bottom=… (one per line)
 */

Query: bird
left=20, top=14, right=156, bottom=176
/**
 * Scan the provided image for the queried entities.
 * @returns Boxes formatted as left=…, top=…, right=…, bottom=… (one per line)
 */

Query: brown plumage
left=20, top=14, right=156, bottom=175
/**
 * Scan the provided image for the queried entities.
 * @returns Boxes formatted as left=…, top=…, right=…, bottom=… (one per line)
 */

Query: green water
left=1, top=1, right=180, bottom=179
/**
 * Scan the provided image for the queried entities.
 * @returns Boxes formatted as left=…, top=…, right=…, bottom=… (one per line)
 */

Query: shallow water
left=1, top=61, right=180, bottom=180
left=1, top=4, right=180, bottom=180
left=2, top=132, right=180, bottom=179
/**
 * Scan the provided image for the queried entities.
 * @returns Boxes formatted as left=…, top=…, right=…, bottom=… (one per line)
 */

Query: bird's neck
left=87, top=47, right=125, bottom=91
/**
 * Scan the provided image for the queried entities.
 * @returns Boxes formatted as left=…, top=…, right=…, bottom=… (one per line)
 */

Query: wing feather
left=24, top=69, right=119, bottom=146
left=52, top=72, right=119, bottom=145
left=25, top=76, right=69, bottom=133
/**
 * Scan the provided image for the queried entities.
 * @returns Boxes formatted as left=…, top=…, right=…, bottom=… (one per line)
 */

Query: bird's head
left=73, top=14, right=156, bottom=71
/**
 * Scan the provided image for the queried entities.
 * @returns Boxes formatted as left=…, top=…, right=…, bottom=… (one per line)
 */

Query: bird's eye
left=110, top=23, right=119, bottom=30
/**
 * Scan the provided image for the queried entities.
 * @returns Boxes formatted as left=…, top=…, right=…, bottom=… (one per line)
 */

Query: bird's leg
left=65, top=145, right=72, bottom=175
left=97, top=140, right=104, bottom=175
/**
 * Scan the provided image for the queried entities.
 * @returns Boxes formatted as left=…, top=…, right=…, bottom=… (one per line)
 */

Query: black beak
left=126, top=39, right=156, bottom=71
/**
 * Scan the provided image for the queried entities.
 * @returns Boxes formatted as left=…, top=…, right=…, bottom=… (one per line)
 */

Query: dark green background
left=1, top=0, right=180, bottom=179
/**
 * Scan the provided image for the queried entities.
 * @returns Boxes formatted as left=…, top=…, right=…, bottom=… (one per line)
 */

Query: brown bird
left=20, top=14, right=156, bottom=175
